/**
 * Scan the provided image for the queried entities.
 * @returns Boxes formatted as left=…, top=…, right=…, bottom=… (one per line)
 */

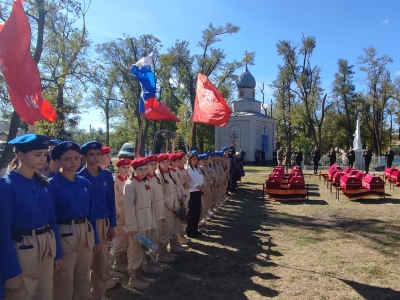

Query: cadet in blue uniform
left=50, top=141, right=101, bottom=300
left=48, top=139, right=61, bottom=178
left=0, top=134, right=62, bottom=300
left=78, top=141, right=116, bottom=300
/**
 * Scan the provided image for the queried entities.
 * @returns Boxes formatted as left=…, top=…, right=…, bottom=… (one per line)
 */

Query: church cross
left=230, top=131, right=239, bottom=148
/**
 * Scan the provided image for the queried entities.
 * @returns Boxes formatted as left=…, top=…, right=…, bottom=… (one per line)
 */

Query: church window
left=239, top=91, right=244, bottom=97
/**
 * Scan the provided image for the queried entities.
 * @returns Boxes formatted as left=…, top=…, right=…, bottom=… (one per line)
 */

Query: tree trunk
left=57, top=85, right=65, bottom=140
left=105, top=108, right=110, bottom=146
left=141, top=118, right=150, bottom=156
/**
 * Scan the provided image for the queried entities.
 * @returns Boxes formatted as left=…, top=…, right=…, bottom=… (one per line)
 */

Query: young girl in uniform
left=155, top=154, right=180, bottom=258
left=111, top=158, right=132, bottom=273
left=0, top=134, right=62, bottom=300
left=146, top=154, right=171, bottom=268
left=37, top=154, right=51, bottom=178
left=123, top=158, right=156, bottom=290
left=50, top=141, right=100, bottom=300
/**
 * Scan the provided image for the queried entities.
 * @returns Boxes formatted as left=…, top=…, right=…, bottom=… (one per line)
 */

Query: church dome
left=237, top=65, right=256, bottom=89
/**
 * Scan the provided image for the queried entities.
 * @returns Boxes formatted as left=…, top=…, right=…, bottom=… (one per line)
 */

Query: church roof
left=237, top=65, right=256, bottom=89
left=232, top=97, right=261, bottom=103
left=230, top=111, right=274, bottom=119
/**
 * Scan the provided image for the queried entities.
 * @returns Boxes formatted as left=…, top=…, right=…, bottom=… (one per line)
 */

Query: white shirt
left=188, top=166, right=204, bottom=192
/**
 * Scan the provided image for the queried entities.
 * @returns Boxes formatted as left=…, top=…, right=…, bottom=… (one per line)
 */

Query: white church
left=215, top=65, right=276, bottom=164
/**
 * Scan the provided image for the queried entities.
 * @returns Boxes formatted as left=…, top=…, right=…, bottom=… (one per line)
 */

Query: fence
left=302, top=155, right=400, bottom=172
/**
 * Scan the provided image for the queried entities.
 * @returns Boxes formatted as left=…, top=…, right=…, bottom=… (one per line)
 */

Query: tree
left=331, top=59, right=357, bottom=149
left=358, top=46, right=394, bottom=154
left=161, top=23, right=254, bottom=150
left=276, top=35, right=325, bottom=147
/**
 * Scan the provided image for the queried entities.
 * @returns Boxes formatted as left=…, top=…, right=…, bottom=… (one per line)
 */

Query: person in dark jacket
left=384, top=147, right=394, bottom=168
left=327, top=147, right=336, bottom=166
left=363, top=145, right=373, bottom=174
left=311, top=145, right=321, bottom=175
left=294, top=147, right=303, bottom=169
left=346, top=147, right=355, bottom=168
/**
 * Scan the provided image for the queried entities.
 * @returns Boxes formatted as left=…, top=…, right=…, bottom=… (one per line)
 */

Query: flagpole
left=189, top=121, right=195, bottom=152
left=136, top=114, right=145, bottom=158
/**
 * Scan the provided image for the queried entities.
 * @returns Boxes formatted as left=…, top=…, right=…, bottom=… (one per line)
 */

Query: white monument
left=353, top=117, right=364, bottom=170
left=215, top=65, right=276, bottom=164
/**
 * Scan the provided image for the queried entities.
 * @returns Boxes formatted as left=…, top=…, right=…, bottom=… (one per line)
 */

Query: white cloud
left=382, top=19, right=389, bottom=24
left=395, top=71, right=400, bottom=77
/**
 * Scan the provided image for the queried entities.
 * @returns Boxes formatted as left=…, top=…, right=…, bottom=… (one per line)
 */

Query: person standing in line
left=294, top=147, right=303, bottom=169
left=327, top=147, right=336, bottom=166
left=284, top=148, right=292, bottom=173
left=99, top=146, right=112, bottom=170
left=277, top=147, right=285, bottom=166
left=50, top=142, right=100, bottom=300
left=363, top=146, right=373, bottom=174
left=176, top=152, right=192, bottom=244
left=384, top=146, right=394, bottom=168
left=78, top=141, right=116, bottom=300
left=0, top=134, right=62, bottom=300
left=48, top=139, right=62, bottom=178
left=255, top=149, right=260, bottom=165
left=186, top=153, right=206, bottom=238
left=239, top=149, right=246, bottom=165
left=111, top=158, right=132, bottom=273
left=347, top=147, right=355, bottom=168
left=311, top=145, right=321, bottom=175
left=123, top=158, right=158, bottom=290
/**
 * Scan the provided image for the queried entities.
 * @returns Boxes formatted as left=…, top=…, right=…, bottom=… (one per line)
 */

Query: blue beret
left=80, top=141, right=102, bottom=155
left=222, top=146, right=229, bottom=151
left=208, top=152, right=215, bottom=157
left=49, top=139, right=62, bottom=146
left=187, top=149, right=198, bottom=156
left=52, top=141, right=81, bottom=160
left=9, top=134, right=49, bottom=153
left=198, top=154, right=206, bottom=160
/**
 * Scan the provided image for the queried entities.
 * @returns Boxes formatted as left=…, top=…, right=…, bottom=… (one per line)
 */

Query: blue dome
left=237, top=65, right=256, bottom=89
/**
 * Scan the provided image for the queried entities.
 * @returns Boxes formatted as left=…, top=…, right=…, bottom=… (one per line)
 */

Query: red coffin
left=332, top=172, right=345, bottom=185
left=289, top=176, right=305, bottom=189
left=362, top=174, right=384, bottom=190
left=343, top=167, right=353, bottom=174
left=273, top=166, right=284, bottom=175
left=340, top=175, right=361, bottom=190
left=390, top=170, right=400, bottom=182
left=291, top=166, right=302, bottom=173
left=288, top=171, right=302, bottom=181
left=354, top=172, right=366, bottom=179
left=265, top=175, right=282, bottom=189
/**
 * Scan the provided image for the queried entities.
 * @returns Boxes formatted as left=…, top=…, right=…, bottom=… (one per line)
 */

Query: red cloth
left=101, top=146, right=111, bottom=155
left=144, top=98, right=180, bottom=122
left=0, top=0, right=56, bottom=124
left=193, top=73, right=231, bottom=127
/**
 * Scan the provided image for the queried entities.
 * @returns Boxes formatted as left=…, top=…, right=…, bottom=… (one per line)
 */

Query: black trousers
left=329, top=161, right=335, bottom=166
left=349, top=160, right=354, bottom=168
left=365, top=161, right=370, bottom=174
left=313, top=160, right=318, bottom=173
left=186, top=191, right=202, bottom=236
left=387, top=161, right=393, bottom=168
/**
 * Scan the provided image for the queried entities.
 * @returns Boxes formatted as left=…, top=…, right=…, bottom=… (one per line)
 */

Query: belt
left=12, top=225, right=50, bottom=242
left=58, top=218, right=87, bottom=225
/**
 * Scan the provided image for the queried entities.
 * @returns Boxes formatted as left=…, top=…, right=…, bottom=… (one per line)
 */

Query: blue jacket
left=49, top=173, right=99, bottom=245
left=0, top=171, right=62, bottom=281
left=78, top=167, right=116, bottom=227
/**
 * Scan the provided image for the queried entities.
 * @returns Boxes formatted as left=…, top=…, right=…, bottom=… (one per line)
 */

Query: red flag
left=144, top=98, right=180, bottom=122
left=193, top=73, right=231, bottom=127
left=0, top=0, right=57, bottom=125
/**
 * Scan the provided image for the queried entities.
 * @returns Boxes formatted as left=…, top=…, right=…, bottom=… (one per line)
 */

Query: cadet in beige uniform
left=176, top=152, right=192, bottom=244
left=146, top=155, right=173, bottom=266
left=123, top=158, right=156, bottom=290
left=111, top=158, right=132, bottom=273
left=156, top=154, right=180, bottom=260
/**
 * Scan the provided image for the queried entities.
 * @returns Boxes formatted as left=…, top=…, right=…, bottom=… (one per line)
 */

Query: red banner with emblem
left=0, top=0, right=57, bottom=124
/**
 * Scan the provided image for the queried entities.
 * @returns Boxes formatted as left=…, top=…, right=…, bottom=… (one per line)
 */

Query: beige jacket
left=114, top=175, right=127, bottom=225
left=147, top=173, right=166, bottom=222
left=123, top=176, right=155, bottom=232
left=156, top=170, right=179, bottom=211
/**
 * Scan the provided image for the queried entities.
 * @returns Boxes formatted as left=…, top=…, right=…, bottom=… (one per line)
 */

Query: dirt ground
left=106, top=167, right=400, bottom=300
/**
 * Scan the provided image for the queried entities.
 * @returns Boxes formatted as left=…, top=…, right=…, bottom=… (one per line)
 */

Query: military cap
left=9, top=134, right=49, bottom=153
left=101, top=146, right=111, bottom=155
left=49, top=139, right=62, bottom=146
left=80, top=141, right=102, bottom=155
left=157, top=153, right=169, bottom=162
left=51, top=141, right=80, bottom=160
left=146, top=154, right=157, bottom=162
left=116, top=158, right=132, bottom=167
left=131, top=157, right=149, bottom=169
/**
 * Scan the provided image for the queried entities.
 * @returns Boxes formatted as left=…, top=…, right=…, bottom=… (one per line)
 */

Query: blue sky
left=81, top=0, right=400, bottom=130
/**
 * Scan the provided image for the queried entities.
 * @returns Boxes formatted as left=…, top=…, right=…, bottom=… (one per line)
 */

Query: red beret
left=146, top=154, right=157, bottom=162
left=178, top=152, right=186, bottom=159
left=131, top=157, right=149, bottom=169
left=116, top=158, right=132, bottom=167
left=101, top=146, right=111, bottom=155
left=169, top=153, right=179, bottom=162
left=157, top=153, right=169, bottom=162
